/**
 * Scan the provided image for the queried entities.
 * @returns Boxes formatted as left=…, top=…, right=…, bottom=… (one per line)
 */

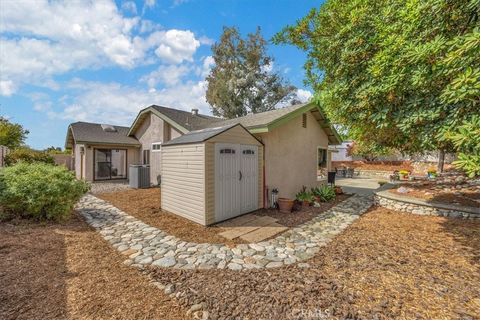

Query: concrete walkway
left=336, top=177, right=386, bottom=195
left=77, top=194, right=373, bottom=270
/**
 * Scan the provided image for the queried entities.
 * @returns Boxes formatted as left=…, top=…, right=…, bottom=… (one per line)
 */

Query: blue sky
left=0, top=0, right=322, bottom=149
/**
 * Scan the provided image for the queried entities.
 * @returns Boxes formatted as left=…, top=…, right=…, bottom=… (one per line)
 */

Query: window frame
left=143, top=149, right=150, bottom=165
left=317, top=146, right=328, bottom=169
left=151, top=141, right=162, bottom=152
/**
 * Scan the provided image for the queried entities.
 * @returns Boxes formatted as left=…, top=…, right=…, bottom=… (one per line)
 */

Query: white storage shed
left=161, top=124, right=264, bottom=225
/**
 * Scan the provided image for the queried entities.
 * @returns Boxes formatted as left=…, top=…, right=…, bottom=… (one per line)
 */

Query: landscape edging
left=374, top=190, right=480, bottom=219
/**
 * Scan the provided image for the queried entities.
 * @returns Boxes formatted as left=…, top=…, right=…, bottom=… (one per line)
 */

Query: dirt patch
left=96, top=188, right=347, bottom=245
left=390, top=180, right=480, bottom=208
left=151, top=207, right=480, bottom=319
left=255, top=194, right=350, bottom=228
left=0, top=213, right=185, bottom=320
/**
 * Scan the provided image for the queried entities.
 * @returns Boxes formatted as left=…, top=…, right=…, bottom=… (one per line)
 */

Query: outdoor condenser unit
left=129, top=164, right=150, bottom=188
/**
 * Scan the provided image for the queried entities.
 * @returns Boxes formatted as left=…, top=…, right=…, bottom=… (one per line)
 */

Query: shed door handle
left=239, top=170, right=242, bottom=181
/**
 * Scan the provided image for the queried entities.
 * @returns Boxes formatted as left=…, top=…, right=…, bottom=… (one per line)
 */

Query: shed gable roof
left=162, top=123, right=261, bottom=147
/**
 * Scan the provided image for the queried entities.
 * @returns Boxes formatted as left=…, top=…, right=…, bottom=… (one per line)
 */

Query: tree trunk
left=437, top=150, right=445, bottom=173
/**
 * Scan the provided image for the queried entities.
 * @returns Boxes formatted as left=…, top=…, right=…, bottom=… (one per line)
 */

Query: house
left=66, top=103, right=341, bottom=224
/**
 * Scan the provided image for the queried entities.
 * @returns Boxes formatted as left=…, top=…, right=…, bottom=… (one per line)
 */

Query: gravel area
left=0, top=213, right=185, bottom=320
left=90, top=181, right=132, bottom=194
left=151, top=207, right=480, bottom=319
left=76, top=193, right=373, bottom=270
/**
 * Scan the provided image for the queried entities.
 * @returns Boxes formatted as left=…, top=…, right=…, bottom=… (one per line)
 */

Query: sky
left=0, top=0, right=322, bottom=149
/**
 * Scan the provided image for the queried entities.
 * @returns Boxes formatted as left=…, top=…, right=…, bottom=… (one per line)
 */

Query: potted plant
left=295, top=186, right=313, bottom=207
left=427, top=168, right=437, bottom=179
left=278, top=198, right=294, bottom=213
left=398, top=170, right=409, bottom=181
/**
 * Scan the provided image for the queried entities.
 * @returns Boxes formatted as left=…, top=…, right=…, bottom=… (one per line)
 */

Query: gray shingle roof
left=150, top=105, right=222, bottom=131
left=206, top=103, right=309, bottom=129
left=162, top=124, right=240, bottom=146
left=67, top=122, right=140, bottom=147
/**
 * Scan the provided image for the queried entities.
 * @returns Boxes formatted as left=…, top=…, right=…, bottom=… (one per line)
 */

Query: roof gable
left=207, top=103, right=341, bottom=144
left=128, top=105, right=222, bottom=136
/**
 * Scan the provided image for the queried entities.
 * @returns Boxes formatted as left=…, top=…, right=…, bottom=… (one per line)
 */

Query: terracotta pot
left=278, top=198, right=294, bottom=213
left=302, top=199, right=311, bottom=207
left=334, top=186, right=343, bottom=195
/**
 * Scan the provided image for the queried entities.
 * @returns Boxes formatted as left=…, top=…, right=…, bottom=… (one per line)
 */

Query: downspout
left=263, top=143, right=267, bottom=209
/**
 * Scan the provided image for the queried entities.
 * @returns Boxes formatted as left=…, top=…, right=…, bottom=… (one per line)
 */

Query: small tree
left=0, top=117, right=29, bottom=149
left=4, top=147, right=54, bottom=166
left=445, top=116, right=480, bottom=177
left=206, top=26, right=296, bottom=118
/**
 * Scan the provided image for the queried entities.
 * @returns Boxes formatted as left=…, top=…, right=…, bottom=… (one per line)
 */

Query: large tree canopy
left=274, top=0, right=480, bottom=155
left=206, top=26, right=296, bottom=119
left=0, top=117, right=29, bottom=149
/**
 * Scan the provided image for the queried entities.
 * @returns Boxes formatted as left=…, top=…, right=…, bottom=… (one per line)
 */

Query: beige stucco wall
left=73, top=143, right=85, bottom=179
left=133, top=112, right=183, bottom=185
left=161, top=143, right=206, bottom=225
left=256, top=111, right=329, bottom=199
left=204, top=125, right=264, bottom=225
left=73, top=144, right=139, bottom=182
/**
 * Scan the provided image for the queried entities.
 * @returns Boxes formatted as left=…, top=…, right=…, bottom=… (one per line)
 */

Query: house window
left=242, top=149, right=255, bottom=155
left=143, top=149, right=150, bottom=165
left=152, top=142, right=162, bottom=152
left=317, top=147, right=327, bottom=169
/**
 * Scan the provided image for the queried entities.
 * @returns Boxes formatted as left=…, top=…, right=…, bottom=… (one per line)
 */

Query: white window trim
left=151, top=141, right=162, bottom=152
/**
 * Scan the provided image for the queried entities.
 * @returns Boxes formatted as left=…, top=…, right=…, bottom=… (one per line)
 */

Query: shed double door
left=215, top=143, right=259, bottom=222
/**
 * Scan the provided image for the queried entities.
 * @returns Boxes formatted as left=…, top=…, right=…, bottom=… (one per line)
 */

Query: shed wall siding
left=161, top=144, right=206, bottom=225
left=256, top=111, right=329, bottom=199
left=204, top=127, right=264, bottom=225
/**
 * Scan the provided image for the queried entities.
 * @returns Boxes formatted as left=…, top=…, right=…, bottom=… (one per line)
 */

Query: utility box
left=129, top=165, right=150, bottom=188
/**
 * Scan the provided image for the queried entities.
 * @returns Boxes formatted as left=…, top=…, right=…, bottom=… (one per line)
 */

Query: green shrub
left=311, top=185, right=336, bottom=202
left=0, top=162, right=90, bottom=220
left=4, top=147, right=55, bottom=166
left=445, top=116, right=480, bottom=178
left=295, top=185, right=314, bottom=203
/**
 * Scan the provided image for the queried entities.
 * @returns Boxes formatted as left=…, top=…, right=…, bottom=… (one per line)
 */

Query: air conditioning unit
left=129, top=165, right=150, bottom=188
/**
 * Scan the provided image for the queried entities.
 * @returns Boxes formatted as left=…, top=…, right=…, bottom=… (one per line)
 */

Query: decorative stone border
left=374, top=190, right=480, bottom=219
left=76, top=194, right=373, bottom=270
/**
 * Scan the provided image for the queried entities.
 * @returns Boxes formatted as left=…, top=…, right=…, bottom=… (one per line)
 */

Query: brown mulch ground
left=151, top=207, right=480, bottom=319
left=96, top=188, right=348, bottom=244
left=0, top=213, right=186, bottom=320
left=390, top=180, right=480, bottom=208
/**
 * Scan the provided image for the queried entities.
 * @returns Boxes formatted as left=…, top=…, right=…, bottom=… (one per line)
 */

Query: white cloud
left=37, top=79, right=210, bottom=125
left=0, top=80, right=16, bottom=96
left=141, top=64, right=191, bottom=87
left=0, top=0, right=203, bottom=95
left=145, top=0, right=156, bottom=8
left=154, top=30, right=200, bottom=64
left=121, top=1, right=137, bottom=14
left=294, top=89, right=313, bottom=102
left=195, top=56, right=215, bottom=78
